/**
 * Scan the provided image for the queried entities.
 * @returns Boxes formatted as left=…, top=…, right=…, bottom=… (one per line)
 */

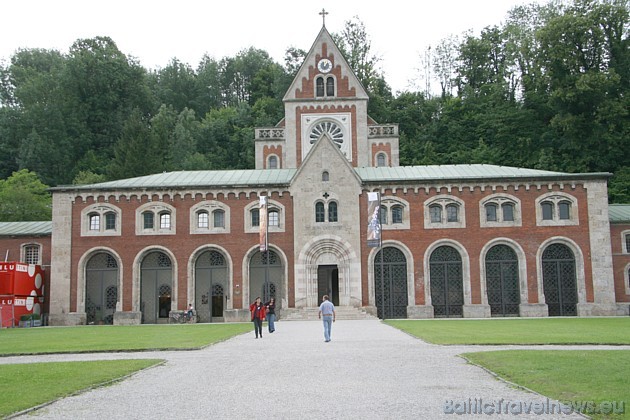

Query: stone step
left=280, top=306, right=378, bottom=321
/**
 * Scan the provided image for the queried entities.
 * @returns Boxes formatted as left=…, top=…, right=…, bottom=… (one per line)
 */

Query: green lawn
left=0, top=323, right=253, bottom=355
left=385, top=317, right=630, bottom=345
left=0, top=359, right=163, bottom=418
left=463, top=351, right=629, bottom=419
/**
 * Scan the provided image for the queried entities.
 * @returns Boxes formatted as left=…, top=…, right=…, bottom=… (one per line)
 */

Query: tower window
left=326, top=77, right=335, bottom=96
left=316, top=77, right=325, bottom=97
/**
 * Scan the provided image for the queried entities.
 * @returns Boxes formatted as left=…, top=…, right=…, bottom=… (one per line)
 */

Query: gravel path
left=6, top=320, right=624, bottom=419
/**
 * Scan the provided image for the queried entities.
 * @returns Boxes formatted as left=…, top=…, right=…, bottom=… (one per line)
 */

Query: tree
left=0, top=169, right=51, bottom=221
left=334, top=16, right=384, bottom=93
left=108, top=109, right=161, bottom=180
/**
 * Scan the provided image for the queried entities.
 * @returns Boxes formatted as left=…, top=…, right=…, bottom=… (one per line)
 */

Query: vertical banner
left=367, top=192, right=381, bottom=248
left=259, top=196, right=268, bottom=252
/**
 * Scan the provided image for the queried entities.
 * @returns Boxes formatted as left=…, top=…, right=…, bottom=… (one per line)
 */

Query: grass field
left=0, top=323, right=253, bottom=355
left=384, top=317, right=630, bottom=345
left=463, top=350, right=629, bottom=419
left=0, top=359, right=163, bottom=418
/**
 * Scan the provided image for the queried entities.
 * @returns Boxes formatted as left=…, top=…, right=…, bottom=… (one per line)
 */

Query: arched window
left=446, top=204, right=459, bottom=222
left=269, top=210, right=279, bottom=227
left=143, top=212, right=154, bottom=229
left=380, top=205, right=388, bottom=224
left=392, top=205, right=403, bottom=224
left=89, top=213, right=100, bottom=231
left=430, top=205, right=442, bottom=223
left=159, top=212, right=171, bottom=230
left=268, top=155, right=278, bottom=169
left=541, top=202, right=554, bottom=220
left=23, top=244, right=41, bottom=265
left=213, top=209, right=225, bottom=228
left=326, top=77, right=335, bottom=96
left=377, top=153, right=386, bottom=167
left=328, top=201, right=338, bottom=222
left=485, top=204, right=498, bottom=222
left=322, top=171, right=329, bottom=182
left=251, top=209, right=260, bottom=227
left=82, top=204, right=122, bottom=236
left=197, top=211, right=209, bottom=228
left=316, top=77, right=325, bottom=97
left=315, top=202, right=325, bottom=223
left=501, top=203, right=515, bottom=221
left=105, top=212, right=116, bottom=230
left=558, top=201, right=571, bottom=220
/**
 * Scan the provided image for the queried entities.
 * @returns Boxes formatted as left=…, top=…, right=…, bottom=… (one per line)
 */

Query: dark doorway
left=542, top=243, right=578, bottom=316
left=317, top=265, right=339, bottom=306
left=429, top=246, right=464, bottom=318
left=485, top=245, right=520, bottom=317
left=374, top=247, right=408, bottom=319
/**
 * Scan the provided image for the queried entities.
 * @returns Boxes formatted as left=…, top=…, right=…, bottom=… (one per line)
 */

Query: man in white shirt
left=318, top=295, right=336, bottom=342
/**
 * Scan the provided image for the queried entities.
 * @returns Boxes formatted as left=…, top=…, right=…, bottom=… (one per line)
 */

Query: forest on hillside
left=0, top=0, right=628, bottom=221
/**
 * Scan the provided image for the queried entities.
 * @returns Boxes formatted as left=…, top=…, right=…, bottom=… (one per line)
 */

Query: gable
left=283, top=26, right=369, bottom=102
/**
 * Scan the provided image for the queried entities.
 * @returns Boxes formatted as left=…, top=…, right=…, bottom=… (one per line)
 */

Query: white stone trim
left=535, top=191, right=579, bottom=227
left=189, top=200, right=231, bottom=235
left=135, top=202, right=177, bottom=235
left=423, top=195, right=466, bottom=229
left=479, top=193, right=522, bottom=228
left=80, top=203, right=122, bottom=236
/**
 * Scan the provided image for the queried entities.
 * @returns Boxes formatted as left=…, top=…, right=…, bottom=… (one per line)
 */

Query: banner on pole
left=259, top=196, right=268, bottom=252
left=367, top=192, right=381, bottom=248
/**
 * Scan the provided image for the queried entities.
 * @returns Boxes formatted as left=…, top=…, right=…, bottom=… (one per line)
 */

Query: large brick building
left=9, top=24, right=627, bottom=325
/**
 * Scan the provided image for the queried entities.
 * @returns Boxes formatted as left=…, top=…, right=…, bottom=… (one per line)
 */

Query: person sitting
left=186, top=303, right=194, bottom=321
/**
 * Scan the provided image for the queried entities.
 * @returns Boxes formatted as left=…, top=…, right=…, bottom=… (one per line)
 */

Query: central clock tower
left=254, top=21, right=398, bottom=170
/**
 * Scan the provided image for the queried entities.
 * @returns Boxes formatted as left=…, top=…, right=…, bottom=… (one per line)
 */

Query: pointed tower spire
left=319, top=8, right=328, bottom=27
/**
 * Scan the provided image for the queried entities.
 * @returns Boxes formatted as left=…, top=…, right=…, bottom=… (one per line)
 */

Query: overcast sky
left=1, top=0, right=541, bottom=93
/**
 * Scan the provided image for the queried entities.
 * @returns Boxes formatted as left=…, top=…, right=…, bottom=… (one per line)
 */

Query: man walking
left=318, top=295, right=336, bottom=342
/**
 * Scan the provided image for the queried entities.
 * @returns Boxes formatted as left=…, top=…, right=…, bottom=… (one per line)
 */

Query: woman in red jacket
left=250, top=297, right=266, bottom=339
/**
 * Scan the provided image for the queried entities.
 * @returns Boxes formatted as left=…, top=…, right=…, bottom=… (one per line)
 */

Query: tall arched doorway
left=542, top=243, right=578, bottom=316
left=430, top=245, right=464, bottom=318
left=374, top=247, right=408, bottom=319
left=195, top=250, right=228, bottom=322
left=485, top=245, right=520, bottom=317
left=140, top=251, right=173, bottom=324
left=85, top=252, right=118, bottom=325
left=249, top=250, right=283, bottom=310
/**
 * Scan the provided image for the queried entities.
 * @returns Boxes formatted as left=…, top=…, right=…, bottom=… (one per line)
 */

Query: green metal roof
left=51, top=164, right=611, bottom=192
left=609, top=204, right=630, bottom=223
left=355, top=164, right=611, bottom=182
left=52, top=169, right=297, bottom=191
left=0, top=221, right=52, bottom=236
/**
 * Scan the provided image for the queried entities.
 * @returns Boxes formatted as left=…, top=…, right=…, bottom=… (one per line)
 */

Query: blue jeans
left=322, top=316, right=333, bottom=341
left=267, top=313, right=276, bottom=332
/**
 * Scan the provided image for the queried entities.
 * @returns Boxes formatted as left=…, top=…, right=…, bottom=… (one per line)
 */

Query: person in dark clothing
left=265, top=297, right=276, bottom=333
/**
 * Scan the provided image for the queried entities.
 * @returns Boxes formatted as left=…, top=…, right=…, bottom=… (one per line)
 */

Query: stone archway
left=85, top=252, right=118, bottom=325
left=249, top=250, right=283, bottom=310
left=542, top=243, right=578, bottom=316
left=374, top=247, right=408, bottom=319
left=195, top=250, right=228, bottom=323
left=140, top=251, right=173, bottom=324
left=429, top=245, right=464, bottom=318
left=485, top=244, right=520, bottom=317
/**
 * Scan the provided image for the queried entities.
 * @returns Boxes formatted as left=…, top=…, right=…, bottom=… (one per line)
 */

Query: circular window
left=309, top=120, right=343, bottom=148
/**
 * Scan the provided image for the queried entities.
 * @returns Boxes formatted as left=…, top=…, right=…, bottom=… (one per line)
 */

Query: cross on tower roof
left=319, top=8, right=328, bottom=27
